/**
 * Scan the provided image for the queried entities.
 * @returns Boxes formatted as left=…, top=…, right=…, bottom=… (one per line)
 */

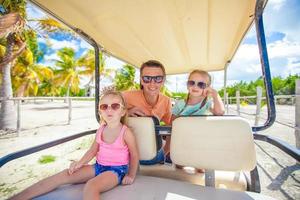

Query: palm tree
left=0, top=1, right=69, bottom=130
left=12, top=49, right=54, bottom=96
left=114, top=64, right=139, bottom=91
left=78, top=49, right=114, bottom=95
left=0, top=1, right=26, bottom=129
left=53, top=47, right=83, bottom=97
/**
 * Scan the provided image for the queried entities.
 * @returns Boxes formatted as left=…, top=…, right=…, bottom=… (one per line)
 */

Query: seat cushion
left=171, top=117, right=256, bottom=171
left=34, top=175, right=274, bottom=200
left=139, top=164, right=247, bottom=191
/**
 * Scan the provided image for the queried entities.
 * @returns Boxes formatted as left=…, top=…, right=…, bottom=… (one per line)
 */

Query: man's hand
left=128, top=107, right=146, bottom=117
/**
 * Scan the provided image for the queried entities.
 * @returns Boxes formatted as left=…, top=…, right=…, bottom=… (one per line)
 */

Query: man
left=122, top=60, right=172, bottom=164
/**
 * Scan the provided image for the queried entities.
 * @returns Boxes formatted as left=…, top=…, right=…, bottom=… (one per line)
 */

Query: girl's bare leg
left=83, top=171, right=119, bottom=200
left=10, top=165, right=95, bottom=200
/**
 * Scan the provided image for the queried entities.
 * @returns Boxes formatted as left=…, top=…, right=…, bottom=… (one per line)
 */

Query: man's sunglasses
left=187, top=80, right=207, bottom=89
left=142, top=76, right=164, bottom=83
left=99, top=103, right=123, bottom=111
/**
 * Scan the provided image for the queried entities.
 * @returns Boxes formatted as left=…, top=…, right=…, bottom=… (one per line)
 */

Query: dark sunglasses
left=142, top=76, right=164, bottom=83
left=99, top=103, right=123, bottom=111
left=187, top=80, right=207, bottom=89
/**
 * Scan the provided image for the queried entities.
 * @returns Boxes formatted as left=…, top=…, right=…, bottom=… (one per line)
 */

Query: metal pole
left=17, top=99, right=21, bottom=134
left=255, top=86, right=262, bottom=126
left=253, top=0, right=276, bottom=132
left=205, top=170, right=215, bottom=187
left=225, top=93, right=229, bottom=114
left=68, top=97, right=72, bottom=125
left=295, top=80, right=300, bottom=149
left=223, top=67, right=227, bottom=104
left=236, top=90, right=240, bottom=116
left=223, top=63, right=229, bottom=114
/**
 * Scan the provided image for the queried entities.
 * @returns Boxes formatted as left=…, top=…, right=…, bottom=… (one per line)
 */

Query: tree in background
left=0, top=0, right=70, bottom=130
left=0, top=1, right=26, bottom=130
left=11, top=30, right=53, bottom=96
left=53, top=47, right=83, bottom=97
left=78, top=49, right=114, bottom=93
left=218, top=74, right=300, bottom=103
left=114, top=64, right=139, bottom=91
left=12, top=48, right=53, bottom=96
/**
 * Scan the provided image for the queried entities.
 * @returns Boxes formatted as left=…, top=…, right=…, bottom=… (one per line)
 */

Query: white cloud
left=165, top=74, right=188, bottom=92
left=232, top=44, right=259, bottom=61
left=210, top=72, right=240, bottom=90
left=268, top=39, right=300, bottom=58
left=41, top=60, right=55, bottom=67
left=44, top=38, right=79, bottom=51
left=106, top=56, right=126, bottom=69
left=44, top=54, right=59, bottom=61
left=285, top=57, right=300, bottom=75
left=79, top=40, right=92, bottom=49
left=264, top=0, right=300, bottom=41
left=27, top=2, right=47, bottom=19
left=268, top=0, right=286, bottom=11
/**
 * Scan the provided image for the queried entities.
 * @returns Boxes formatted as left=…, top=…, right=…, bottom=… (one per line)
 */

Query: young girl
left=171, top=70, right=224, bottom=172
left=172, top=70, right=224, bottom=119
left=10, top=89, right=139, bottom=200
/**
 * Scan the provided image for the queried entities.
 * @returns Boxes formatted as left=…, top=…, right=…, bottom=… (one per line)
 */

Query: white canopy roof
left=32, top=0, right=257, bottom=74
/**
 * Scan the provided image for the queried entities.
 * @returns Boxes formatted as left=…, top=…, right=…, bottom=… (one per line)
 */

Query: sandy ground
left=0, top=101, right=299, bottom=200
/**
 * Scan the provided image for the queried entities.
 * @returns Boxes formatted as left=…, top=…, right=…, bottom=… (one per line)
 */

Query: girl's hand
left=68, top=161, right=82, bottom=175
left=203, top=87, right=218, bottom=98
left=122, top=175, right=135, bottom=185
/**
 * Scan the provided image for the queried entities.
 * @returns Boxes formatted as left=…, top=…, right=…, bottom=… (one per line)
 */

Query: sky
left=26, top=0, right=300, bottom=92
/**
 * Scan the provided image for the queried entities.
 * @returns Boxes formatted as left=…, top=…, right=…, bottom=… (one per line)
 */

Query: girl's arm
left=171, top=114, right=178, bottom=122
left=77, top=139, right=98, bottom=165
left=204, top=87, right=225, bottom=115
left=210, top=89, right=225, bottom=115
left=122, top=128, right=139, bottom=185
left=69, top=138, right=98, bottom=174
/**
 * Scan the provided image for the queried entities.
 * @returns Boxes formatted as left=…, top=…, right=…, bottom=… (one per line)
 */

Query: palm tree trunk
left=1, top=34, right=17, bottom=130
left=64, top=84, right=71, bottom=103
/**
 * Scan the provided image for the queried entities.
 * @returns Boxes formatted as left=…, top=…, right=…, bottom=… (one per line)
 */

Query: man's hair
left=140, top=60, right=166, bottom=89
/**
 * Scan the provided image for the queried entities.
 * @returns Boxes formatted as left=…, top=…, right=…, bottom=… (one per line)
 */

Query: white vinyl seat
left=35, top=116, right=275, bottom=200
left=34, top=175, right=275, bottom=200
left=139, top=165, right=248, bottom=191
left=138, top=116, right=252, bottom=191
left=170, top=116, right=256, bottom=171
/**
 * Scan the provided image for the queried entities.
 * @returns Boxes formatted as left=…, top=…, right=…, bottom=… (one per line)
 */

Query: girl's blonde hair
left=99, top=86, right=128, bottom=125
left=188, top=69, right=211, bottom=86
left=185, top=69, right=211, bottom=103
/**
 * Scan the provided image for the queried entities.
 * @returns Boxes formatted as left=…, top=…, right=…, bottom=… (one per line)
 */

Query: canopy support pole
left=252, top=0, right=276, bottom=132
left=223, top=62, right=229, bottom=114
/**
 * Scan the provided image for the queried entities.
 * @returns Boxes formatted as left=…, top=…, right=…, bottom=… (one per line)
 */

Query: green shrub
left=38, top=155, right=56, bottom=164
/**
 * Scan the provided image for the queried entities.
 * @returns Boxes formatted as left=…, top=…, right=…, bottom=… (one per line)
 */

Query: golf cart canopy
left=32, top=0, right=256, bottom=74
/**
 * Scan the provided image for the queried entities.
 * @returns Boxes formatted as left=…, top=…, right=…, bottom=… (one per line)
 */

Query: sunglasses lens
left=154, top=76, right=163, bottom=83
left=111, top=103, right=121, bottom=110
left=142, top=76, right=163, bottom=83
left=142, top=76, right=151, bottom=83
left=197, top=82, right=207, bottom=89
left=99, top=104, right=108, bottom=110
left=187, top=80, right=195, bottom=86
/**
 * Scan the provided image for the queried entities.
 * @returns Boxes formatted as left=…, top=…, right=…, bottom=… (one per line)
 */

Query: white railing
left=222, top=79, right=300, bottom=148
left=0, top=97, right=95, bottom=133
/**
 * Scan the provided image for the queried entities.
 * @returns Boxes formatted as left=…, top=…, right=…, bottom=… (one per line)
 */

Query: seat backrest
left=127, top=117, right=157, bottom=160
left=170, top=116, right=256, bottom=171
